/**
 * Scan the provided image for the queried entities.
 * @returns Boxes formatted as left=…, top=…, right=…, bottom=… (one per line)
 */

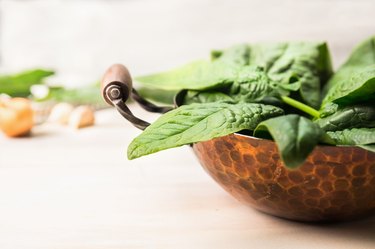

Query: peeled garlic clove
left=48, top=103, right=74, bottom=124
left=68, top=105, right=95, bottom=129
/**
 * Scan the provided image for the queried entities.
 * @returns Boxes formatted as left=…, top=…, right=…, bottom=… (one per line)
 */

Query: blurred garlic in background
left=47, top=102, right=74, bottom=125
left=68, top=105, right=95, bottom=129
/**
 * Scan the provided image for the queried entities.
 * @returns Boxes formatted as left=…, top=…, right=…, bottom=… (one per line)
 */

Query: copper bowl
left=193, top=133, right=375, bottom=222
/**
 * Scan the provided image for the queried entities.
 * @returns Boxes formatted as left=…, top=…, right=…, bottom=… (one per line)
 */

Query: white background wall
left=0, top=0, right=374, bottom=87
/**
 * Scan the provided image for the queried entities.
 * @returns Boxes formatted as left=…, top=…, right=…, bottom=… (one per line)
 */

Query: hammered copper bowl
left=193, top=133, right=375, bottom=222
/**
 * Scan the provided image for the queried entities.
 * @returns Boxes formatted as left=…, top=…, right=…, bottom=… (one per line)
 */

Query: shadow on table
left=316, top=216, right=375, bottom=243
left=281, top=214, right=375, bottom=243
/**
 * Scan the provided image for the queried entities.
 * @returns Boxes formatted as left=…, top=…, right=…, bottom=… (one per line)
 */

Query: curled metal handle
left=101, top=64, right=172, bottom=130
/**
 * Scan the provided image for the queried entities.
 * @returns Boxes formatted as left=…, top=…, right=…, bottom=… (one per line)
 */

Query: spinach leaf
left=183, top=91, right=233, bottom=105
left=179, top=67, right=301, bottom=106
left=255, top=42, right=332, bottom=109
left=315, top=105, right=375, bottom=131
left=322, top=36, right=375, bottom=106
left=182, top=90, right=285, bottom=109
left=135, top=60, right=237, bottom=91
left=137, top=87, right=178, bottom=105
left=128, top=103, right=283, bottom=159
left=214, top=42, right=332, bottom=108
left=247, top=43, right=287, bottom=70
left=0, top=69, right=54, bottom=97
left=319, top=102, right=338, bottom=118
left=324, top=128, right=375, bottom=145
left=228, top=66, right=284, bottom=102
left=211, top=44, right=250, bottom=66
left=228, top=66, right=300, bottom=104
left=322, top=66, right=375, bottom=105
left=254, top=114, right=323, bottom=168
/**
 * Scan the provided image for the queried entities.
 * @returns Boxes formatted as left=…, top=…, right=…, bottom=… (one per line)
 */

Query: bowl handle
left=101, top=64, right=172, bottom=130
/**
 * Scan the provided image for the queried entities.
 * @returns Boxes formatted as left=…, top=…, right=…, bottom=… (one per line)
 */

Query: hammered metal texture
left=193, top=134, right=375, bottom=222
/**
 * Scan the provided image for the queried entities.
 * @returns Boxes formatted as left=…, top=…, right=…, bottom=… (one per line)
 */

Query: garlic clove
left=47, top=103, right=74, bottom=124
left=68, top=105, right=95, bottom=129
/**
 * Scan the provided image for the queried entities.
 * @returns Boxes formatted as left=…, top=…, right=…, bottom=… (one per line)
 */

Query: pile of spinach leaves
left=128, top=36, right=375, bottom=168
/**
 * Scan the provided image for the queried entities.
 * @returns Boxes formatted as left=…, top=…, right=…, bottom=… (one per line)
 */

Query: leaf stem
left=281, top=96, right=320, bottom=118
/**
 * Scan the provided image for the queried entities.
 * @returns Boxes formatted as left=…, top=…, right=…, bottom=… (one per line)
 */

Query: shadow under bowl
left=193, top=133, right=375, bottom=222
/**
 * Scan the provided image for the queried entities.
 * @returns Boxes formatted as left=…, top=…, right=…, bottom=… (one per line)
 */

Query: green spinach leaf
left=128, top=103, right=283, bottom=159
left=315, top=105, right=375, bottom=131
left=135, top=60, right=237, bottom=91
left=322, top=66, right=375, bottom=105
left=0, top=69, right=54, bottom=97
left=257, top=42, right=332, bottom=108
left=322, top=36, right=375, bottom=106
left=228, top=66, right=284, bottom=102
left=324, top=128, right=375, bottom=145
left=214, top=42, right=332, bottom=108
left=183, top=91, right=233, bottom=105
left=254, top=114, right=323, bottom=168
left=211, top=44, right=250, bottom=66
left=137, top=87, right=178, bottom=105
left=319, top=102, right=339, bottom=118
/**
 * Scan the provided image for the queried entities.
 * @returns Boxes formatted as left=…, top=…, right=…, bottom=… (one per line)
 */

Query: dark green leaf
left=262, top=42, right=332, bottom=108
left=319, top=102, right=338, bottom=118
left=254, top=114, right=323, bottom=168
left=322, top=66, right=375, bottom=105
left=210, top=50, right=223, bottom=60
left=315, top=105, right=375, bottom=131
left=324, top=128, right=375, bottom=145
left=135, top=60, right=237, bottom=90
left=247, top=43, right=288, bottom=70
left=128, top=103, right=283, bottom=159
left=0, top=69, right=54, bottom=97
left=183, top=91, right=233, bottom=105
left=211, top=44, right=250, bottom=66
left=212, top=42, right=332, bottom=108
left=322, top=36, right=375, bottom=106
left=137, top=87, right=178, bottom=105
left=228, top=66, right=282, bottom=102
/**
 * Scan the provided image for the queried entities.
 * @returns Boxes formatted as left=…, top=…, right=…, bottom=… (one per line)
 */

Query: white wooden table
left=0, top=106, right=374, bottom=249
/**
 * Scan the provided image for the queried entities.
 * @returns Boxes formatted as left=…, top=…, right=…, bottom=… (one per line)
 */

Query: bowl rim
left=232, top=132, right=368, bottom=151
